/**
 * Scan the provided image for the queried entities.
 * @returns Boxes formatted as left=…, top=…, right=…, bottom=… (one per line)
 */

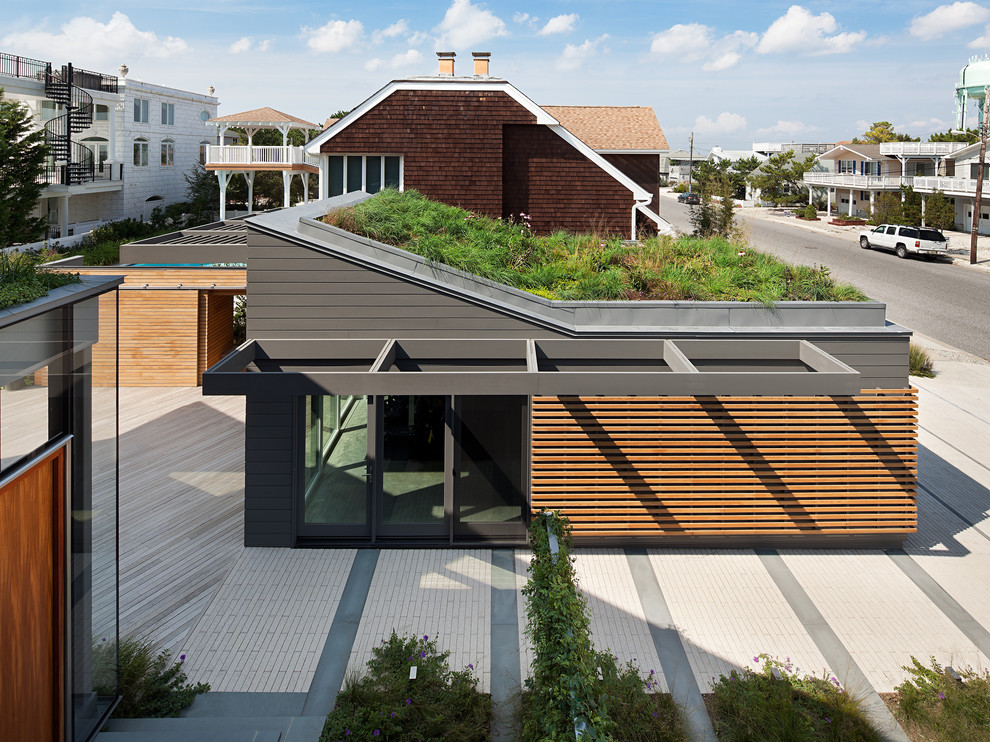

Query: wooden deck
left=116, top=387, right=246, bottom=657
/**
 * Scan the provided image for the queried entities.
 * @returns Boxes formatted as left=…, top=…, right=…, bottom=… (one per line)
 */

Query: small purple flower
left=825, top=717, right=831, bottom=723
left=423, top=635, right=429, bottom=641
left=468, top=663, right=474, bottom=670
left=180, top=654, right=186, bottom=663
left=345, top=731, right=350, bottom=737
left=373, top=730, right=380, bottom=736
left=420, top=651, right=425, bottom=657
left=390, top=712, right=395, bottom=718
left=938, top=692, right=946, bottom=700
left=405, top=698, right=411, bottom=704
left=753, top=656, right=760, bottom=663
left=653, top=711, right=658, bottom=718
left=408, top=656, right=414, bottom=662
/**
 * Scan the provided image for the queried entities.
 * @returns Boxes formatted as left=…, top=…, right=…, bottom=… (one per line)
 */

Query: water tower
left=955, top=55, right=990, bottom=129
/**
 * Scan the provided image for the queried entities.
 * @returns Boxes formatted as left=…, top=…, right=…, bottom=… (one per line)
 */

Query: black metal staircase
left=43, top=63, right=95, bottom=185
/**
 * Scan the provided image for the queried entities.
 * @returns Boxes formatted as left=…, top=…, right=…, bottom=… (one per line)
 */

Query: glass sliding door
left=377, top=395, right=447, bottom=537
left=453, top=396, right=527, bottom=538
left=302, top=395, right=369, bottom=534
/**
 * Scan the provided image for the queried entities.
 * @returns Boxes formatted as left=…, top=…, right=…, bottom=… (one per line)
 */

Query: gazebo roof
left=208, top=107, right=320, bottom=129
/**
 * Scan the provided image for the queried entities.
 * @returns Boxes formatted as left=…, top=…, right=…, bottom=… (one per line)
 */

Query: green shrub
left=0, top=251, right=80, bottom=310
left=82, top=241, right=121, bottom=266
left=320, top=631, right=489, bottom=741
left=83, top=218, right=154, bottom=246
left=909, top=343, right=936, bottom=378
left=707, top=654, right=880, bottom=742
left=892, top=656, right=990, bottom=742
left=672, top=182, right=689, bottom=193
left=93, top=636, right=209, bottom=718
left=802, top=204, right=817, bottom=219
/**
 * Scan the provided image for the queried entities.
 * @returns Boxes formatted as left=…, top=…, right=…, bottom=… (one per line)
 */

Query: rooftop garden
left=322, top=189, right=868, bottom=303
left=0, top=251, right=80, bottom=311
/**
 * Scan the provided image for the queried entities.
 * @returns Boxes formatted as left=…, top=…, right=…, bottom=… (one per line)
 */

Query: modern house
left=302, top=52, right=672, bottom=238
left=1, top=50, right=218, bottom=241
left=203, top=194, right=917, bottom=550
left=802, top=142, right=975, bottom=224
left=0, top=274, right=121, bottom=741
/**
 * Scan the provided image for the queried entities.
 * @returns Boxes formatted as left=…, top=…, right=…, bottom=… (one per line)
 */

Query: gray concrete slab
left=491, top=549, right=522, bottom=741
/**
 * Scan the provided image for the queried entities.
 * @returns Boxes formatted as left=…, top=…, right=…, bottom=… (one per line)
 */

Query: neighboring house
left=665, top=148, right=706, bottom=184
left=203, top=195, right=917, bottom=550
left=0, top=275, right=122, bottom=741
left=1, top=51, right=217, bottom=241
left=748, top=150, right=826, bottom=204
left=302, top=52, right=672, bottom=238
left=752, top=141, right=834, bottom=158
left=803, top=142, right=973, bottom=223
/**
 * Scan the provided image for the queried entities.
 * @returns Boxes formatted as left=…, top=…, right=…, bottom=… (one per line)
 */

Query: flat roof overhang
left=202, top=338, right=862, bottom=397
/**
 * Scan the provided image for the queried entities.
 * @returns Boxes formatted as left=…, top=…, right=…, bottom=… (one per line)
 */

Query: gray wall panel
left=244, top=396, right=295, bottom=547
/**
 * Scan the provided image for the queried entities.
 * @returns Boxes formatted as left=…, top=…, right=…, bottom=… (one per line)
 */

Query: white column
left=827, top=188, right=832, bottom=217
left=921, top=195, right=926, bottom=226
left=318, top=157, right=327, bottom=200
left=302, top=173, right=310, bottom=203
left=60, top=195, right=70, bottom=238
left=870, top=190, right=875, bottom=216
left=244, top=172, right=255, bottom=213
left=848, top=190, right=853, bottom=216
left=217, top=171, right=231, bottom=221
left=282, top=171, right=291, bottom=208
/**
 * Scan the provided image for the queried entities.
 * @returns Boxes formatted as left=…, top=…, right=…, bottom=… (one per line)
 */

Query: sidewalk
left=99, top=357, right=990, bottom=740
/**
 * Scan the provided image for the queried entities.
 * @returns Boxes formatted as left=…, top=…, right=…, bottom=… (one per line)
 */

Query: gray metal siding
left=244, top=396, right=295, bottom=546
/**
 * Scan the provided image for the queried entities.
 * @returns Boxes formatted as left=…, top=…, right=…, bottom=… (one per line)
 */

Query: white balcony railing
left=804, top=173, right=914, bottom=188
left=879, top=142, right=968, bottom=156
left=912, top=176, right=978, bottom=194
left=205, top=145, right=319, bottom=169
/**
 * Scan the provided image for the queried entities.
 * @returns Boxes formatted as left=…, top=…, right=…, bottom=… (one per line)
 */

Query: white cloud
left=969, top=22, right=990, bottom=46
left=651, top=24, right=756, bottom=70
left=755, top=120, right=821, bottom=137
left=229, top=36, right=271, bottom=54
left=556, top=35, right=608, bottom=71
left=539, top=14, right=578, bottom=36
left=910, top=2, right=990, bottom=39
left=435, top=0, right=508, bottom=49
left=513, top=12, right=532, bottom=23
left=364, top=49, right=424, bottom=72
left=757, top=6, right=866, bottom=55
left=373, top=19, right=410, bottom=44
left=304, top=19, right=364, bottom=53
left=0, top=12, right=188, bottom=64
left=693, top=112, right=748, bottom=136
left=903, top=117, right=949, bottom=131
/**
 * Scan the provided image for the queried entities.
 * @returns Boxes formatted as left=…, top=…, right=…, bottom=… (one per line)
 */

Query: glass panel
left=366, top=156, right=382, bottom=194
left=304, top=395, right=367, bottom=524
left=381, top=395, right=444, bottom=524
left=76, top=294, right=118, bottom=739
left=454, top=396, right=525, bottom=525
left=329, top=156, right=344, bottom=197
left=346, top=156, right=363, bottom=192
left=385, top=156, right=400, bottom=189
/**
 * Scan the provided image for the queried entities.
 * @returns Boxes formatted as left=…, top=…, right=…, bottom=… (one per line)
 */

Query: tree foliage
left=0, top=88, right=48, bottom=247
left=868, top=192, right=904, bottom=225
left=690, top=174, right=737, bottom=238
left=924, top=190, right=956, bottom=231
left=900, top=185, right=922, bottom=226
left=929, top=128, right=980, bottom=144
left=747, top=150, right=817, bottom=206
left=183, top=163, right=220, bottom=224
left=852, top=121, right=919, bottom=143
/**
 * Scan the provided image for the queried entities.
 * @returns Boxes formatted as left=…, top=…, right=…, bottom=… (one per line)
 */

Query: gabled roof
left=818, top=143, right=884, bottom=161
left=209, top=107, right=320, bottom=129
left=667, top=149, right=705, bottom=160
left=539, top=106, right=668, bottom=152
left=304, top=77, right=652, bottom=203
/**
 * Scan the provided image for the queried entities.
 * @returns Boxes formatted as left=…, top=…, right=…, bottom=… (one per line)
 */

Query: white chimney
left=437, top=51, right=455, bottom=76
left=472, top=52, right=490, bottom=76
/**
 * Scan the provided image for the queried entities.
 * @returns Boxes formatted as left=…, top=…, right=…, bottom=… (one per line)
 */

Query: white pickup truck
left=858, top=224, right=948, bottom=260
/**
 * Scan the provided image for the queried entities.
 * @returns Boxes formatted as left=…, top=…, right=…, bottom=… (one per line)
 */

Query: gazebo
left=205, top=107, right=321, bottom=219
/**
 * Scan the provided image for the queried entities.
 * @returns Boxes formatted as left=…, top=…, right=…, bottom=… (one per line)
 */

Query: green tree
left=929, top=128, right=979, bottom=144
left=852, top=121, right=919, bottom=143
left=690, top=173, right=737, bottom=238
left=924, top=190, right=956, bottom=231
left=900, top=185, right=922, bottom=225
left=869, top=192, right=904, bottom=225
left=183, top=163, right=220, bottom=225
left=0, top=88, right=48, bottom=247
left=747, top=150, right=817, bottom=206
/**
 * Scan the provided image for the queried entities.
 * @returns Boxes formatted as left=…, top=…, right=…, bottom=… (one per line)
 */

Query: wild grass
left=320, top=632, right=489, bottom=742
left=0, top=250, right=80, bottom=310
left=705, top=654, right=881, bottom=742
left=889, top=657, right=990, bottom=742
left=909, top=343, right=936, bottom=378
left=322, top=189, right=868, bottom=303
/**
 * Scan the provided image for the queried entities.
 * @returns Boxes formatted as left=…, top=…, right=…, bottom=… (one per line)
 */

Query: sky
left=2, top=1, right=988, bottom=152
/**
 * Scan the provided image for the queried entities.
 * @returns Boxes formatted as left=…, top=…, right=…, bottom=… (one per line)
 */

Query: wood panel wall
left=502, top=125, right=634, bottom=236
left=68, top=269, right=245, bottom=387
left=531, top=389, right=917, bottom=541
left=0, top=447, right=64, bottom=742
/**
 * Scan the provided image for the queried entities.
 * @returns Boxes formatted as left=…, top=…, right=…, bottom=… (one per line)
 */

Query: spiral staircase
left=42, top=63, right=96, bottom=186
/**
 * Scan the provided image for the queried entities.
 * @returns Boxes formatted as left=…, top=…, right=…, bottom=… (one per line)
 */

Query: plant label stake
left=409, top=665, right=417, bottom=680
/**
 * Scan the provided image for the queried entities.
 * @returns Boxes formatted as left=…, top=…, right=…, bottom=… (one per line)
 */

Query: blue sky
left=3, top=1, right=987, bottom=151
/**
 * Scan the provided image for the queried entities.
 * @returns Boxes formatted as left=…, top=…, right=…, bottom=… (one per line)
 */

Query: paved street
left=658, top=195, right=990, bottom=361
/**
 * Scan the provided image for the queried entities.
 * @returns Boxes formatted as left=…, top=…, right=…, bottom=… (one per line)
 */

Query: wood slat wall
left=531, top=389, right=917, bottom=540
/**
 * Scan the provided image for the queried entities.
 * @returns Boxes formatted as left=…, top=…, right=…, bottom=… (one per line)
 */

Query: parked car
left=677, top=192, right=700, bottom=205
left=858, top=224, right=948, bottom=260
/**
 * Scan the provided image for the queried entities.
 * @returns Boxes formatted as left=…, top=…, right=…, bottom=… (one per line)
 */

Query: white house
left=1, top=51, right=218, bottom=241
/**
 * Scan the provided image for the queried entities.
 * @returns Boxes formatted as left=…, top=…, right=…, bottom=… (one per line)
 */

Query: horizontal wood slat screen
left=531, top=390, right=917, bottom=538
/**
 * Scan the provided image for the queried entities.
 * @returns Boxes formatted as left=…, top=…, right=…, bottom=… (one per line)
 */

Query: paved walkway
left=100, top=350, right=990, bottom=740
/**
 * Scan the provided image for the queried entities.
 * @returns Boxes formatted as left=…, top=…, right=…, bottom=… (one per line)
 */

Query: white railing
left=804, top=173, right=913, bottom=188
left=913, top=176, right=978, bottom=194
left=879, top=142, right=968, bottom=156
left=205, top=145, right=319, bottom=168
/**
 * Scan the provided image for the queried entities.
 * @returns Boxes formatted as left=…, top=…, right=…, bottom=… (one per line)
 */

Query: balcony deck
left=205, top=145, right=319, bottom=173
left=805, top=172, right=979, bottom=195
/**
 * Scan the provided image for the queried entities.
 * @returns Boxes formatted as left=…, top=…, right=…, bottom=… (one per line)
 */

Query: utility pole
left=971, top=86, right=989, bottom=265
left=688, top=132, right=694, bottom=191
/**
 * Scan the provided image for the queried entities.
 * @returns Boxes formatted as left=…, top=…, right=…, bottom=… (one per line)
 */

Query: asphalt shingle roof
left=540, top=106, right=669, bottom=151
left=209, top=107, right=320, bottom=129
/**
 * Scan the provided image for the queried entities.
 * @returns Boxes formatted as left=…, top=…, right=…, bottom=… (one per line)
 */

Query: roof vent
left=437, top=51, right=455, bottom=76
left=472, top=51, right=490, bottom=77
